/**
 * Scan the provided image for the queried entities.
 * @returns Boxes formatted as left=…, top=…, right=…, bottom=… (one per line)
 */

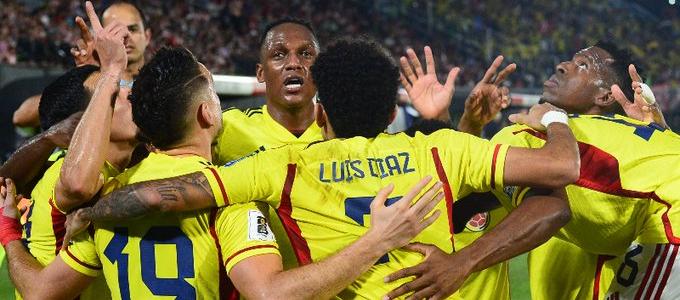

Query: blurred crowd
left=1, top=0, right=679, bottom=89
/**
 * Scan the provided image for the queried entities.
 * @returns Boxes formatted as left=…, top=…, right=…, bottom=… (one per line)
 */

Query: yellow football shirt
left=61, top=152, right=279, bottom=300
left=23, top=150, right=114, bottom=300
left=205, top=129, right=511, bottom=299
left=214, top=104, right=323, bottom=271
left=490, top=114, right=680, bottom=299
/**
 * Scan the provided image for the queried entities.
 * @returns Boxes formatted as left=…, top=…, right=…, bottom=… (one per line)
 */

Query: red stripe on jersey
left=636, top=244, right=662, bottom=299
left=513, top=129, right=680, bottom=244
left=208, top=167, right=230, bottom=205
left=654, top=244, right=679, bottom=300
left=431, top=147, right=455, bottom=249
left=276, top=164, right=312, bottom=265
left=209, top=208, right=239, bottom=300
left=224, top=245, right=279, bottom=267
left=65, top=247, right=101, bottom=270
left=644, top=244, right=671, bottom=300
left=490, top=144, right=501, bottom=188
left=49, top=198, right=66, bottom=254
left=593, top=255, right=614, bottom=300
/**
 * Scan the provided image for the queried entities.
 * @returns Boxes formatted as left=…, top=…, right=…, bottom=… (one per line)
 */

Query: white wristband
left=540, top=110, right=569, bottom=128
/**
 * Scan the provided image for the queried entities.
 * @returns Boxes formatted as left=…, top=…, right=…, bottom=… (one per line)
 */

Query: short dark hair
left=594, top=40, right=643, bottom=103
left=129, top=47, right=208, bottom=149
left=103, top=1, right=148, bottom=29
left=39, top=65, right=99, bottom=131
left=259, top=17, right=316, bottom=49
left=311, top=37, right=399, bottom=138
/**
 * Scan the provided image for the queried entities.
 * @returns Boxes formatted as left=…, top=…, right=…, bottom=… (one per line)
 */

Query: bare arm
left=12, top=95, right=41, bottom=128
left=55, top=2, right=130, bottom=212
left=385, top=188, right=571, bottom=299
left=229, top=178, right=444, bottom=300
left=4, top=241, right=94, bottom=300
left=0, top=112, right=81, bottom=195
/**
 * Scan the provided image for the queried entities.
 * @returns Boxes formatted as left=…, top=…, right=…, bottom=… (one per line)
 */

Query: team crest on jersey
left=465, top=212, right=490, bottom=232
left=248, top=210, right=275, bottom=241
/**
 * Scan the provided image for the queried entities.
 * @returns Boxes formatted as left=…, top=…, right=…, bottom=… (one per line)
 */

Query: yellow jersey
left=61, top=152, right=279, bottom=300
left=23, top=150, right=114, bottom=300
left=491, top=114, right=680, bottom=299
left=204, top=129, right=511, bottom=299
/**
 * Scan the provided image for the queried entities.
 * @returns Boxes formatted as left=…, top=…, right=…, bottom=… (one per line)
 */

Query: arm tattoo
left=80, top=172, right=216, bottom=222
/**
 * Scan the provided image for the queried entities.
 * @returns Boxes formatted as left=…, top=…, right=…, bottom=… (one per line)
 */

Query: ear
left=389, top=105, right=398, bottom=124
left=256, top=63, right=265, bottom=83
left=315, top=104, right=326, bottom=129
left=144, top=28, right=152, bottom=43
left=197, top=102, right=216, bottom=128
left=594, top=89, right=617, bottom=109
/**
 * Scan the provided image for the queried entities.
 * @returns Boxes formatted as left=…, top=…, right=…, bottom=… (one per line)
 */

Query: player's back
left=492, top=114, right=680, bottom=255
left=217, top=129, right=510, bottom=299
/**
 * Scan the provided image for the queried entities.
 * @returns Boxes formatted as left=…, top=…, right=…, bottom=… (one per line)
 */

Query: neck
left=267, top=101, right=316, bottom=133
left=105, top=139, right=137, bottom=171
left=158, top=134, right=213, bottom=161
left=125, top=60, right=144, bottom=80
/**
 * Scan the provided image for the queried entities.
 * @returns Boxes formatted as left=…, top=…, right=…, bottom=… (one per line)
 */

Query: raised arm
left=0, top=112, right=81, bottom=195
left=384, top=188, right=570, bottom=299
left=55, top=2, right=130, bottom=211
left=503, top=103, right=580, bottom=189
left=229, top=177, right=443, bottom=299
left=12, top=95, right=41, bottom=128
left=1, top=178, right=93, bottom=300
left=611, top=64, right=669, bottom=129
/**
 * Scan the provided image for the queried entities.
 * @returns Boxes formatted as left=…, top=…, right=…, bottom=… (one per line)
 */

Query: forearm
left=458, top=193, right=570, bottom=274
left=457, top=112, right=483, bottom=137
left=5, top=240, right=46, bottom=298
left=0, top=132, right=56, bottom=193
left=263, top=231, right=389, bottom=299
left=58, top=74, right=118, bottom=209
left=79, top=172, right=217, bottom=222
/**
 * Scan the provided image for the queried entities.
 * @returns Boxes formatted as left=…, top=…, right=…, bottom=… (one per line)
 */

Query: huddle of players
left=0, top=1, right=678, bottom=299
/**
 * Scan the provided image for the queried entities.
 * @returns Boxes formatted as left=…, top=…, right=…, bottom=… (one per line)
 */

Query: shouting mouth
left=284, top=75, right=304, bottom=93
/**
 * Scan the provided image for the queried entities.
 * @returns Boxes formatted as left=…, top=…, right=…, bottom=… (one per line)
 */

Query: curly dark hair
left=129, top=47, right=208, bottom=149
left=594, top=40, right=643, bottom=104
left=311, top=37, right=399, bottom=138
left=38, top=65, right=99, bottom=131
left=259, top=17, right=316, bottom=48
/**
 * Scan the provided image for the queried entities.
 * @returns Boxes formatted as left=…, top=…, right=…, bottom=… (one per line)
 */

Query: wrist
left=0, top=208, right=22, bottom=247
left=540, top=111, right=569, bottom=128
left=363, top=228, right=393, bottom=256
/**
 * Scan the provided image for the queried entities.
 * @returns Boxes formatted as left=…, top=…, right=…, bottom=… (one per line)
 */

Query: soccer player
left=0, top=39, right=443, bottom=300
left=446, top=42, right=680, bottom=299
left=69, top=37, right=581, bottom=299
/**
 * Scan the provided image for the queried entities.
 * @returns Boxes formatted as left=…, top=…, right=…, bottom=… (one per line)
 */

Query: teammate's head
left=257, top=18, right=319, bottom=110
left=311, top=38, right=399, bottom=138
left=542, top=40, right=639, bottom=115
left=130, top=47, right=221, bottom=150
left=39, top=65, right=99, bottom=131
left=103, top=1, right=150, bottom=67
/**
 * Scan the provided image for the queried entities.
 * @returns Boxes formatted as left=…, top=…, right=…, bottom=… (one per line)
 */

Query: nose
left=556, top=61, right=567, bottom=75
left=285, top=54, right=302, bottom=71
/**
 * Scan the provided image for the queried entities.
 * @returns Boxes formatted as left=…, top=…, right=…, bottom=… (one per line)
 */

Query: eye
left=577, top=61, right=588, bottom=69
left=302, top=50, right=313, bottom=58
left=273, top=51, right=284, bottom=59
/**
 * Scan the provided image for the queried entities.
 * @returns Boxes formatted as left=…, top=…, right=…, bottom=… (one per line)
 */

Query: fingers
left=424, top=46, right=436, bottom=75
left=400, top=72, right=412, bottom=91
left=417, top=209, right=441, bottom=232
left=403, top=242, right=434, bottom=255
left=508, top=112, right=526, bottom=124
left=410, top=181, right=442, bottom=212
left=499, top=86, right=510, bottom=109
left=75, top=16, right=93, bottom=42
left=385, top=264, right=421, bottom=283
left=371, top=183, right=395, bottom=210
left=442, top=67, right=460, bottom=92
left=400, top=56, right=417, bottom=84
left=385, top=274, right=429, bottom=300
left=5, top=178, right=16, bottom=200
left=628, top=64, right=642, bottom=82
left=610, top=84, right=632, bottom=108
left=481, top=55, right=504, bottom=83
left=493, top=63, right=516, bottom=85
left=399, top=176, right=433, bottom=208
left=406, top=48, right=424, bottom=77
left=85, top=1, right=103, bottom=32
left=407, top=286, right=438, bottom=300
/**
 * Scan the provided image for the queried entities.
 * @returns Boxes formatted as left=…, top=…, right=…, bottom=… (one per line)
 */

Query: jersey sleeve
left=202, top=149, right=289, bottom=208
left=60, top=231, right=102, bottom=277
left=487, top=125, right=536, bottom=209
left=215, top=202, right=280, bottom=273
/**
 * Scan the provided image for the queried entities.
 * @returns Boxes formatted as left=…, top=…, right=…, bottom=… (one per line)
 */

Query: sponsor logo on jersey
left=465, top=212, right=490, bottom=232
left=248, top=210, right=275, bottom=241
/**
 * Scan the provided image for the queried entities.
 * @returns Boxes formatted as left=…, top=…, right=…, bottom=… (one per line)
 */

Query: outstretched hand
left=458, top=56, right=516, bottom=135
left=384, top=243, right=472, bottom=300
left=84, top=1, right=129, bottom=75
left=70, top=16, right=98, bottom=67
left=611, top=64, right=668, bottom=129
left=368, top=176, right=444, bottom=251
left=509, top=102, right=567, bottom=131
left=399, top=46, right=460, bottom=122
